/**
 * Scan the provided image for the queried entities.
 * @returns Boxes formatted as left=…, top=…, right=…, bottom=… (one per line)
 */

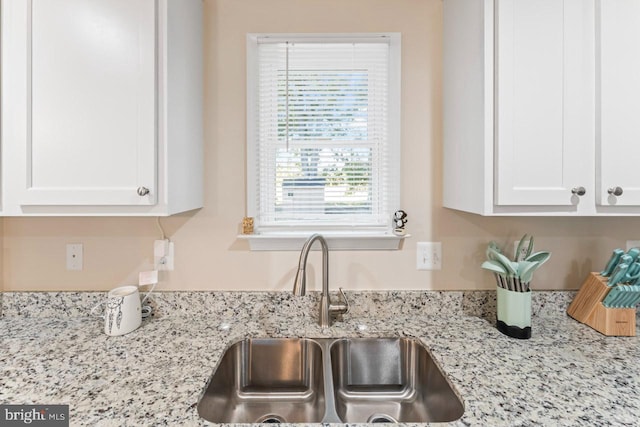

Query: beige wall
left=3, top=0, right=640, bottom=292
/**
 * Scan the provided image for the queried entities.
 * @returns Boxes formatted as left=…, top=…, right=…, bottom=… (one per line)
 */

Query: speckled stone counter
left=1, top=291, right=639, bottom=426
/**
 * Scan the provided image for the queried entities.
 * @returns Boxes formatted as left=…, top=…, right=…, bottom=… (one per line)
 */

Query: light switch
left=417, top=242, right=442, bottom=270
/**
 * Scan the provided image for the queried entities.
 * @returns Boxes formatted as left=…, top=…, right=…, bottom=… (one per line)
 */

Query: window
left=246, top=34, right=401, bottom=246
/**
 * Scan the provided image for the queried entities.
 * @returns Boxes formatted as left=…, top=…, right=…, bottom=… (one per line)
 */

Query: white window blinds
left=247, top=34, right=400, bottom=233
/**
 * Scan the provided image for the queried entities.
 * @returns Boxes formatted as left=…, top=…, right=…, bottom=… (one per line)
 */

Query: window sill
left=237, top=232, right=409, bottom=251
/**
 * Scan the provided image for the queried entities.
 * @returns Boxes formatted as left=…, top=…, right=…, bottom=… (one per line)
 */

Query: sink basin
left=330, top=337, right=464, bottom=423
left=197, top=337, right=463, bottom=423
left=197, top=338, right=325, bottom=423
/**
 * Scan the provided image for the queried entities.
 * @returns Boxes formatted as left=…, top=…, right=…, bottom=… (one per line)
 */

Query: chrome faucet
left=293, top=234, right=349, bottom=328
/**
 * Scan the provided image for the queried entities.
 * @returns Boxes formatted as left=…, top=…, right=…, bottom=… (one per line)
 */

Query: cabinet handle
left=607, top=186, right=623, bottom=197
left=137, top=187, right=150, bottom=196
left=571, top=187, right=586, bottom=196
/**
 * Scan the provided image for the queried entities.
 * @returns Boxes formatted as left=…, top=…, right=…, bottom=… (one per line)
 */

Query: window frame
left=244, top=33, right=403, bottom=250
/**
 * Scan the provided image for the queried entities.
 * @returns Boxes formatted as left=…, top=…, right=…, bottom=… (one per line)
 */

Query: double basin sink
left=197, top=337, right=464, bottom=423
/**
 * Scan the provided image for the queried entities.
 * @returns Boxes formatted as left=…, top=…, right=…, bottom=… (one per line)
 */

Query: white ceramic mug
left=92, top=285, right=152, bottom=336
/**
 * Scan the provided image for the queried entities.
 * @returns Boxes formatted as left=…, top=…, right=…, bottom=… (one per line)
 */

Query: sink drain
left=367, top=413, right=399, bottom=423
left=256, top=414, right=286, bottom=423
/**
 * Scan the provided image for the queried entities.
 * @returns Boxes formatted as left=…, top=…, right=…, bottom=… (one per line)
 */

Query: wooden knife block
left=567, top=272, right=636, bottom=337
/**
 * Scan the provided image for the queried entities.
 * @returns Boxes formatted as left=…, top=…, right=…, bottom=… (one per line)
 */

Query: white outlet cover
left=626, top=240, right=640, bottom=251
left=154, top=239, right=170, bottom=257
left=155, top=241, right=175, bottom=271
left=66, top=243, right=83, bottom=271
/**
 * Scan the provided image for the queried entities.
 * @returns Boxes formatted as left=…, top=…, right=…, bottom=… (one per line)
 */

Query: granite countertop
left=1, top=291, right=639, bottom=426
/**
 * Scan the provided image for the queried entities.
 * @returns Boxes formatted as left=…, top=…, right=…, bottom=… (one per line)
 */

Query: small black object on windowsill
left=393, top=210, right=408, bottom=236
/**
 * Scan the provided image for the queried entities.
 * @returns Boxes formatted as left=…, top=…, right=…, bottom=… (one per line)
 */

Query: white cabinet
left=596, top=0, right=640, bottom=207
left=494, top=0, right=594, bottom=207
left=1, top=0, right=203, bottom=216
left=443, top=0, right=640, bottom=216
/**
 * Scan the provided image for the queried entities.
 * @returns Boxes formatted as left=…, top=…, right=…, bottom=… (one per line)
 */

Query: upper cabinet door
left=596, top=0, right=640, bottom=207
left=495, top=0, right=594, bottom=206
left=20, top=0, right=157, bottom=206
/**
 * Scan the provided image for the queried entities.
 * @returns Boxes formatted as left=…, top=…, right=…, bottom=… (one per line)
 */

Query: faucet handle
left=329, top=287, right=350, bottom=315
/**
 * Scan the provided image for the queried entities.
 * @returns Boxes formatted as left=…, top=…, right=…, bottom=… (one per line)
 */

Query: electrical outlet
left=627, top=240, right=640, bottom=251
left=66, top=243, right=83, bottom=271
left=417, top=242, right=442, bottom=270
left=514, top=240, right=532, bottom=260
left=154, top=239, right=175, bottom=271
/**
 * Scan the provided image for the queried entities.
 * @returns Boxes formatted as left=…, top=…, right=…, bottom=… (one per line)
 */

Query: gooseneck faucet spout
left=292, top=234, right=324, bottom=296
left=292, top=234, right=349, bottom=327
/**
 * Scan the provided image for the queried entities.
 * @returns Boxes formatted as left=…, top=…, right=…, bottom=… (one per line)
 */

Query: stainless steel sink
left=197, top=338, right=325, bottom=423
left=197, top=337, right=463, bottom=424
left=330, top=337, right=465, bottom=423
